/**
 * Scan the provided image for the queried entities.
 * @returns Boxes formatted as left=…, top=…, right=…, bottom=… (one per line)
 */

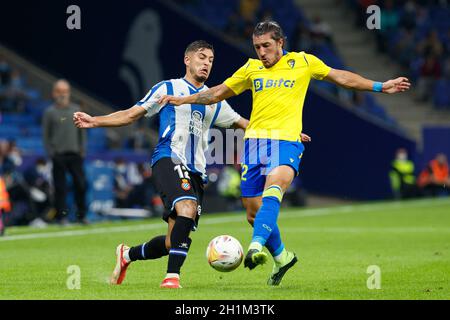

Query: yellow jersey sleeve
left=304, top=53, right=332, bottom=80
left=223, top=60, right=252, bottom=95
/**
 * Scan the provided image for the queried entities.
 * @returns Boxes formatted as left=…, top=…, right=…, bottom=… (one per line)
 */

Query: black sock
left=128, top=235, right=168, bottom=261
left=167, top=216, right=194, bottom=275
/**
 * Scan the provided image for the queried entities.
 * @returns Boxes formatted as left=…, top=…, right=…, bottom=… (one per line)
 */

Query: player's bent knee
left=267, top=166, right=295, bottom=190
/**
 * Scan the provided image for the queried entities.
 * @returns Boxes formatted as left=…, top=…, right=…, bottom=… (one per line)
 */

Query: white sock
left=165, top=273, right=180, bottom=279
left=123, top=249, right=131, bottom=263
left=273, top=248, right=287, bottom=264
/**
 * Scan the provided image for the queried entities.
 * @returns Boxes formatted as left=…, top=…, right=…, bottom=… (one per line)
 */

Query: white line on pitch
left=1, top=198, right=448, bottom=242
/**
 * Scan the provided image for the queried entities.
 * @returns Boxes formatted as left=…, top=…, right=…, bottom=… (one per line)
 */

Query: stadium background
left=0, top=0, right=449, bottom=227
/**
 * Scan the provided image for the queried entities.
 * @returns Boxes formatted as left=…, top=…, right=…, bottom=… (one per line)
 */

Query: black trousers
left=52, top=153, right=87, bottom=220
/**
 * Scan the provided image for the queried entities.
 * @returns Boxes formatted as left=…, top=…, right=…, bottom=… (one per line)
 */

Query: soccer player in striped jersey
left=73, top=40, right=248, bottom=289
left=159, top=21, right=411, bottom=286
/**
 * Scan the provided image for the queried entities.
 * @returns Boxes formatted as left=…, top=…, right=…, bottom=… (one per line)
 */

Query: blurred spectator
left=389, top=148, right=417, bottom=199
left=0, top=140, right=15, bottom=175
left=346, top=1, right=450, bottom=108
left=0, top=174, right=11, bottom=236
left=23, top=158, right=53, bottom=227
left=5, top=140, right=22, bottom=167
left=217, top=164, right=242, bottom=211
left=239, top=0, right=260, bottom=23
left=113, top=158, right=133, bottom=208
left=417, top=153, right=450, bottom=197
left=128, top=163, right=164, bottom=215
left=416, top=54, right=442, bottom=101
left=394, top=28, right=416, bottom=67
left=113, top=158, right=163, bottom=214
left=0, top=69, right=29, bottom=113
left=0, top=140, right=43, bottom=226
left=43, top=79, right=88, bottom=225
left=417, top=30, right=444, bottom=58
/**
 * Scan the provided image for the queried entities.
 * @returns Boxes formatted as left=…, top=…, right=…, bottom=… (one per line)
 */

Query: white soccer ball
left=206, top=235, right=244, bottom=272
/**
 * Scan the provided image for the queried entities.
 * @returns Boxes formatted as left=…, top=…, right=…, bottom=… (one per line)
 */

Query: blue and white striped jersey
left=136, top=78, right=241, bottom=180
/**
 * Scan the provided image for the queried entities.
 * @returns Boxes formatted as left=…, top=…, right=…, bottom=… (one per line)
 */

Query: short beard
left=189, top=66, right=207, bottom=84
left=195, top=74, right=207, bottom=83
left=265, top=52, right=282, bottom=68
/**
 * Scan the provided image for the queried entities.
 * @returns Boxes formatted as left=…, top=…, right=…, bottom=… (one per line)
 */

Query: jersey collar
left=182, top=78, right=204, bottom=92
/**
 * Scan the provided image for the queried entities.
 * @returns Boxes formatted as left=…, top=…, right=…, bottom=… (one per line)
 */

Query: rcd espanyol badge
left=181, top=178, right=191, bottom=191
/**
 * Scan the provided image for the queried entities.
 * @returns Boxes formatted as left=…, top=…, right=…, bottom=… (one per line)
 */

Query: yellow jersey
left=223, top=51, right=331, bottom=141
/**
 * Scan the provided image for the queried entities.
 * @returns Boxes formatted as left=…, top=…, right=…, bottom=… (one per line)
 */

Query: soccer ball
left=206, top=235, right=244, bottom=272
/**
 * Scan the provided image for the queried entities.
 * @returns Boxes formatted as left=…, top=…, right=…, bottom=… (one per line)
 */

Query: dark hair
left=185, top=40, right=214, bottom=56
left=253, top=20, right=287, bottom=45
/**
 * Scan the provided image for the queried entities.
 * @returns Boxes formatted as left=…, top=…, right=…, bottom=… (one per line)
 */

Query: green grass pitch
left=1, top=198, right=449, bottom=300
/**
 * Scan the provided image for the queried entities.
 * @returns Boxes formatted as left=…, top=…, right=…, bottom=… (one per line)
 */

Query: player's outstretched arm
left=73, top=105, right=146, bottom=128
left=158, top=84, right=236, bottom=106
left=324, top=69, right=411, bottom=94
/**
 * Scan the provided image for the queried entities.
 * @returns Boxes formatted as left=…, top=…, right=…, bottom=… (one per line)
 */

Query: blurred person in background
left=113, top=158, right=162, bottom=213
left=113, top=158, right=134, bottom=208
left=389, top=148, right=417, bottom=199
left=128, top=163, right=164, bottom=216
left=0, top=173, right=11, bottom=236
left=417, top=153, right=450, bottom=197
left=0, top=140, right=42, bottom=227
left=416, top=53, right=442, bottom=102
left=417, top=30, right=444, bottom=58
left=0, top=69, right=29, bottom=113
left=217, top=164, right=242, bottom=211
left=42, top=79, right=88, bottom=225
left=23, top=157, right=53, bottom=227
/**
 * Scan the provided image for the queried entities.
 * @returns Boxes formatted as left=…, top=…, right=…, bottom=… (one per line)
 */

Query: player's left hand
left=300, top=133, right=311, bottom=142
left=382, top=77, right=411, bottom=94
left=73, top=112, right=96, bottom=128
left=158, top=95, right=184, bottom=106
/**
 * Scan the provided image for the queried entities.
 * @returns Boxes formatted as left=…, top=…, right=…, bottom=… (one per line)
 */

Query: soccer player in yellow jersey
left=159, top=21, right=410, bottom=285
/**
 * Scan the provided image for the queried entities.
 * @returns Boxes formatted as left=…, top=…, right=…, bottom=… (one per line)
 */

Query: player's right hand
left=300, top=133, right=311, bottom=143
left=73, top=112, right=96, bottom=128
left=158, top=95, right=184, bottom=106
